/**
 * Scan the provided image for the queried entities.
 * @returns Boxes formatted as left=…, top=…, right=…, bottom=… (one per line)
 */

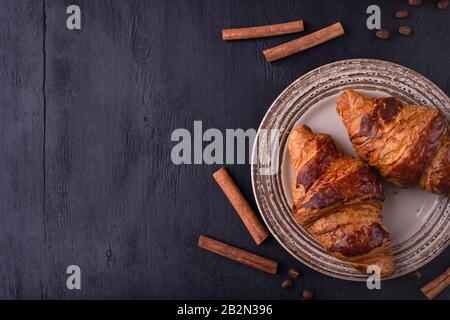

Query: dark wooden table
left=0, top=0, right=448, bottom=299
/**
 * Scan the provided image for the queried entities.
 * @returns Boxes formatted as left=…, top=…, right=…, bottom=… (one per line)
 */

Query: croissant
left=337, top=89, right=449, bottom=195
left=289, top=125, right=395, bottom=277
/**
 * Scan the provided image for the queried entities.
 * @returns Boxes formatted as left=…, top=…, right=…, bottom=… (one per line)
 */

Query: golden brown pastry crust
left=337, top=89, right=449, bottom=195
left=289, top=125, right=395, bottom=278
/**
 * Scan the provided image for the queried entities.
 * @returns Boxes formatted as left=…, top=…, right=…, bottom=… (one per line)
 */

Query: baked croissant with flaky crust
left=289, top=125, right=395, bottom=277
left=337, top=89, right=449, bottom=195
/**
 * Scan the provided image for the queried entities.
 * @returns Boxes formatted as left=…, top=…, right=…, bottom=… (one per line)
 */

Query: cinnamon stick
left=198, top=235, right=278, bottom=274
left=222, top=20, right=304, bottom=41
left=421, top=267, right=450, bottom=300
left=213, top=167, right=269, bottom=245
left=263, top=22, right=345, bottom=62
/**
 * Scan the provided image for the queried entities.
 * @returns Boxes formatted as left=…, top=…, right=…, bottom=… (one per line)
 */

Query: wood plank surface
left=0, top=0, right=449, bottom=299
left=0, top=0, right=44, bottom=299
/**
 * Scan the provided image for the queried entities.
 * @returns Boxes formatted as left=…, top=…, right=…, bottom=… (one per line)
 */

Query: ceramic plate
left=251, top=59, right=450, bottom=281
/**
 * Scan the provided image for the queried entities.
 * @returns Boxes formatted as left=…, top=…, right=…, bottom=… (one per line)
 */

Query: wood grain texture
left=0, top=0, right=448, bottom=299
left=43, top=0, right=163, bottom=299
left=0, top=0, right=44, bottom=299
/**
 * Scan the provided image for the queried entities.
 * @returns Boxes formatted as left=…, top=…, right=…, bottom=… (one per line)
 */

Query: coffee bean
left=399, top=26, right=412, bottom=36
left=302, top=289, right=315, bottom=300
left=281, top=279, right=294, bottom=289
left=437, top=0, right=449, bottom=9
left=409, top=0, right=423, bottom=6
left=407, top=270, right=422, bottom=280
left=395, top=10, right=409, bottom=18
left=375, top=29, right=390, bottom=39
left=288, top=267, right=300, bottom=279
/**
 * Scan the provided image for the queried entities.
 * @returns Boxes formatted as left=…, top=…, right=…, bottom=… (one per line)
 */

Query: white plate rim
left=251, top=58, right=450, bottom=281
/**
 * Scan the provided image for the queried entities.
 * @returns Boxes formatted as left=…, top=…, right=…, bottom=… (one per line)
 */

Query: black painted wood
left=0, top=0, right=44, bottom=299
left=0, top=0, right=449, bottom=299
